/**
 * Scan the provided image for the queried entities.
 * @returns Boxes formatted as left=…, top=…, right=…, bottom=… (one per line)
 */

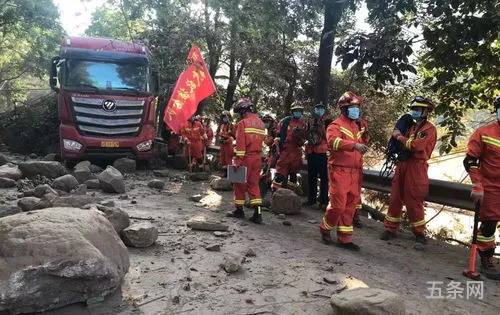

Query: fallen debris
left=121, top=222, right=158, bottom=248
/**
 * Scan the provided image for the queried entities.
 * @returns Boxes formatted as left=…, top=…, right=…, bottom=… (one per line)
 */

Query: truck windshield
left=65, top=59, right=149, bottom=93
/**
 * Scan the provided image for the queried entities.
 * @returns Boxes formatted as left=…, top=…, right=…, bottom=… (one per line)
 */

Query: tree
left=85, top=5, right=145, bottom=40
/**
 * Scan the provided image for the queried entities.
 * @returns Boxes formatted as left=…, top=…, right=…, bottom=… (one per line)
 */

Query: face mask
left=497, top=108, right=500, bottom=120
left=292, top=111, right=303, bottom=119
left=347, top=107, right=360, bottom=120
left=410, top=110, right=422, bottom=120
left=314, top=108, right=325, bottom=116
left=222, top=117, right=228, bottom=124
left=264, top=122, right=271, bottom=129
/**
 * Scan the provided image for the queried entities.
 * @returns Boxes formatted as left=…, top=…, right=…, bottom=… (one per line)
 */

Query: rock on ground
left=0, top=207, right=130, bottom=314
left=188, top=172, right=210, bottom=181
left=52, top=195, right=100, bottom=208
left=0, top=177, right=16, bottom=188
left=74, top=161, right=91, bottom=170
left=33, top=184, right=59, bottom=198
left=84, top=179, right=101, bottom=190
left=84, top=204, right=130, bottom=234
left=271, top=188, right=302, bottom=215
left=0, top=153, right=9, bottom=166
left=0, top=163, right=22, bottom=181
left=73, top=166, right=95, bottom=184
left=0, top=206, right=22, bottom=218
left=189, top=194, right=203, bottom=202
left=153, top=170, right=170, bottom=178
left=89, top=164, right=104, bottom=174
left=43, top=153, right=57, bottom=161
left=97, top=166, right=125, bottom=194
left=18, top=161, right=67, bottom=179
left=121, top=222, right=158, bottom=248
left=221, top=253, right=244, bottom=273
left=206, top=243, right=221, bottom=252
left=187, top=218, right=229, bottom=231
left=112, top=158, right=136, bottom=174
left=147, top=179, right=165, bottom=190
left=52, top=174, right=79, bottom=193
left=210, top=177, right=233, bottom=191
left=17, top=197, right=44, bottom=211
left=330, top=288, right=405, bottom=315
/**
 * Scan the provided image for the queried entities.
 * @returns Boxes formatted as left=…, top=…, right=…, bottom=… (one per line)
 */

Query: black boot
left=380, top=230, right=397, bottom=241
left=249, top=206, right=263, bottom=224
left=336, top=242, right=360, bottom=251
left=320, top=229, right=332, bottom=245
left=414, top=234, right=427, bottom=250
left=226, top=207, right=245, bottom=219
left=480, top=251, right=500, bottom=280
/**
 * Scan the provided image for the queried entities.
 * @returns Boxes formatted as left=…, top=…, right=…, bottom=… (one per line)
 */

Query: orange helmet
left=337, top=91, right=363, bottom=108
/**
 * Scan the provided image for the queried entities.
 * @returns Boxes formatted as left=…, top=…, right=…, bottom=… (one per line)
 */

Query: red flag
left=163, top=45, right=216, bottom=133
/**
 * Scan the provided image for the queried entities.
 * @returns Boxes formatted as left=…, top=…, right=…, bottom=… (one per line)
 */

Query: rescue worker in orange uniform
left=180, top=116, right=207, bottom=170
left=463, top=96, right=500, bottom=280
left=353, top=118, right=369, bottom=228
left=304, top=103, right=329, bottom=208
left=319, top=92, right=369, bottom=251
left=218, top=111, right=235, bottom=176
left=260, top=114, right=278, bottom=197
left=380, top=96, right=437, bottom=250
left=227, top=98, right=266, bottom=224
left=203, top=116, right=214, bottom=147
left=272, top=102, right=307, bottom=191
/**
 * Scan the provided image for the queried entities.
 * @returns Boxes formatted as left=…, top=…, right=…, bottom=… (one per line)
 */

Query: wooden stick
left=135, top=295, right=166, bottom=307
left=130, top=216, right=155, bottom=221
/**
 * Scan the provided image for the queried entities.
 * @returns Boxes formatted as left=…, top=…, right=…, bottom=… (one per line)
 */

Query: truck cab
left=50, top=36, right=158, bottom=164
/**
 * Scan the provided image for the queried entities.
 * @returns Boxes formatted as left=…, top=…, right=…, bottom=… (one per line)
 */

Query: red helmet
left=262, top=114, right=275, bottom=123
left=410, top=96, right=435, bottom=111
left=337, top=91, right=363, bottom=108
left=233, top=98, right=253, bottom=113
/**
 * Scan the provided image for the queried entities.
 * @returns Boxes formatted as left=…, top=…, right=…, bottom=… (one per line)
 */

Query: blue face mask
left=411, top=110, right=422, bottom=120
left=347, top=107, right=360, bottom=120
left=292, top=111, right=303, bottom=119
left=222, top=117, right=228, bottom=123
left=314, top=108, right=325, bottom=116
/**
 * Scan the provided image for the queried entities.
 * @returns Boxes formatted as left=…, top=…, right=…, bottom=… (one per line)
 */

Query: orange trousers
left=234, top=152, right=262, bottom=207
left=384, top=160, right=429, bottom=235
left=320, top=166, right=360, bottom=243
left=354, top=169, right=363, bottom=221
left=219, top=141, right=234, bottom=169
left=476, top=187, right=500, bottom=253
left=187, top=139, right=203, bottom=161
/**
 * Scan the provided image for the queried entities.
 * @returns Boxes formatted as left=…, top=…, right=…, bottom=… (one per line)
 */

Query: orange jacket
left=218, top=123, right=235, bottom=144
left=180, top=121, right=206, bottom=142
left=235, top=113, right=266, bottom=159
left=326, top=115, right=365, bottom=168
left=395, top=120, right=437, bottom=161
left=276, top=117, right=307, bottom=152
left=205, top=125, right=214, bottom=145
left=265, top=125, right=278, bottom=147
left=358, top=118, right=369, bottom=144
left=305, top=116, right=328, bottom=154
left=466, top=121, right=500, bottom=190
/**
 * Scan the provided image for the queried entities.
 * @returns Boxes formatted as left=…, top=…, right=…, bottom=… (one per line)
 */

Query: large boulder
left=18, top=161, right=67, bottom=179
left=0, top=208, right=130, bottom=314
left=121, top=222, right=158, bottom=248
left=0, top=153, right=10, bottom=166
left=210, top=176, right=233, bottom=191
left=97, top=166, right=125, bottom=194
left=73, top=166, right=95, bottom=184
left=51, top=195, right=100, bottom=208
left=271, top=188, right=302, bottom=215
left=84, top=179, right=102, bottom=190
left=17, top=197, right=45, bottom=212
left=52, top=174, right=79, bottom=193
left=84, top=204, right=130, bottom=234
left=74, top=160, right=91, bottom=170
left=0, top=177, right=16, bottom=188
left=112, top=158, right=136, bottom=174
left=0, top=163, right=22, bottom=181
left=330, top=288, right=405, bottom=315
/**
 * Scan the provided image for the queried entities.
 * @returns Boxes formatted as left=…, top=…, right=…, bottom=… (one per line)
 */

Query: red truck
left=49, top=36, right=159, bottom=165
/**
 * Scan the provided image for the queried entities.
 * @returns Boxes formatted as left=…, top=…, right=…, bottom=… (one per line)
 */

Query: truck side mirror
left=50, top=56, right=60, bottom=93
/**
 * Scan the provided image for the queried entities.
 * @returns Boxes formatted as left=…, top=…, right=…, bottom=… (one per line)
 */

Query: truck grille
left=71, top=97, right=145, bottom=137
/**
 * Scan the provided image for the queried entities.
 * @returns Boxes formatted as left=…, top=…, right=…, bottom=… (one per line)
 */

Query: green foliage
left=0, top=94, right=59, bottom=155
left=84, top=4, right=145, bottom=40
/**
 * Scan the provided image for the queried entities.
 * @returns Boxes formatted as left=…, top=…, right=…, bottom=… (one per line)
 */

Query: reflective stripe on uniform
left=322, top=217, right=335, bottom=230
left=477, top=235, right=496, bottom=243
left=249, top=198, right=262, bottom=204
left=244, top=128, right=266, bottom=135
left=355, top=204, right=362, bottom=209
left=410, top=219, right=426, bottom=227
left=481, top=135, right=500, bottom=148
left=234, top=199, right=245, bottom=205
left=333, top=137, right=342, bottom=150
left=337, top=226, right=354, bottom=232
left=405, top=135, right=415, bottom=150
left=385, top=215, right=401, bottom=223
left=357, top=128, right=365, bottom=139
left=340, top=127, right=354, bottom=139
left=235, top=150, right=246, bottom=156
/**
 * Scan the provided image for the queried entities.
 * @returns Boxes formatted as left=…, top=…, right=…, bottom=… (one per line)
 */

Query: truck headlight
left=136, top=140, right=152, bottom=152
left=63, top=139, right=82, bottom=151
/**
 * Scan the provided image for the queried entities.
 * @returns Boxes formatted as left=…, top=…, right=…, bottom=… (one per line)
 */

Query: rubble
left=330, top=288, right=405, bottom=315
left=0, top=163, right=22, bottom=181
left=271, top=188, right=302, bottom=214
left=187, top=218, right=229, bottom=231
left=98, top=166, right=125, bottom=193
left=84, top=179, right=101, bottom=189
left=113, top=158, right=136, bottom=174
left=51, top=195, right=100, bottom=208
left=147, top=179, right=165, bottom=190
left=153, top=170, right=170, bottom=178
left=52, top=174, right=79, bottom=192
left=18, top=161, right=67, bottom=179
left=121, top=222, right=158, bottom=248
left=210, top=176, right=233, bottom=191
left=0, top=206, right=22, bottom=218
left=0, top=177, right=16, bottom=188
left=221, top=253, right=244, bottom=273
left=17, top=197, right=45, bottom=211
left=73, top=166, right=94, bottom=184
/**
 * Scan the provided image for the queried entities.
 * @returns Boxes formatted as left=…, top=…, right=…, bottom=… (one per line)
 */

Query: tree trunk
left=314, top=0, right=347, bottom=105
left=204, top=0, right=221, bottom=79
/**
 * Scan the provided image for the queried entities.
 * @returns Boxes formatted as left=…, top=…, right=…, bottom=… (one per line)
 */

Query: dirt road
left=29, top=169, right=499, bottom=315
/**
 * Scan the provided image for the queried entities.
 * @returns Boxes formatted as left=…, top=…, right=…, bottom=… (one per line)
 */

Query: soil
left=2, top=167, right=498, bottom=315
